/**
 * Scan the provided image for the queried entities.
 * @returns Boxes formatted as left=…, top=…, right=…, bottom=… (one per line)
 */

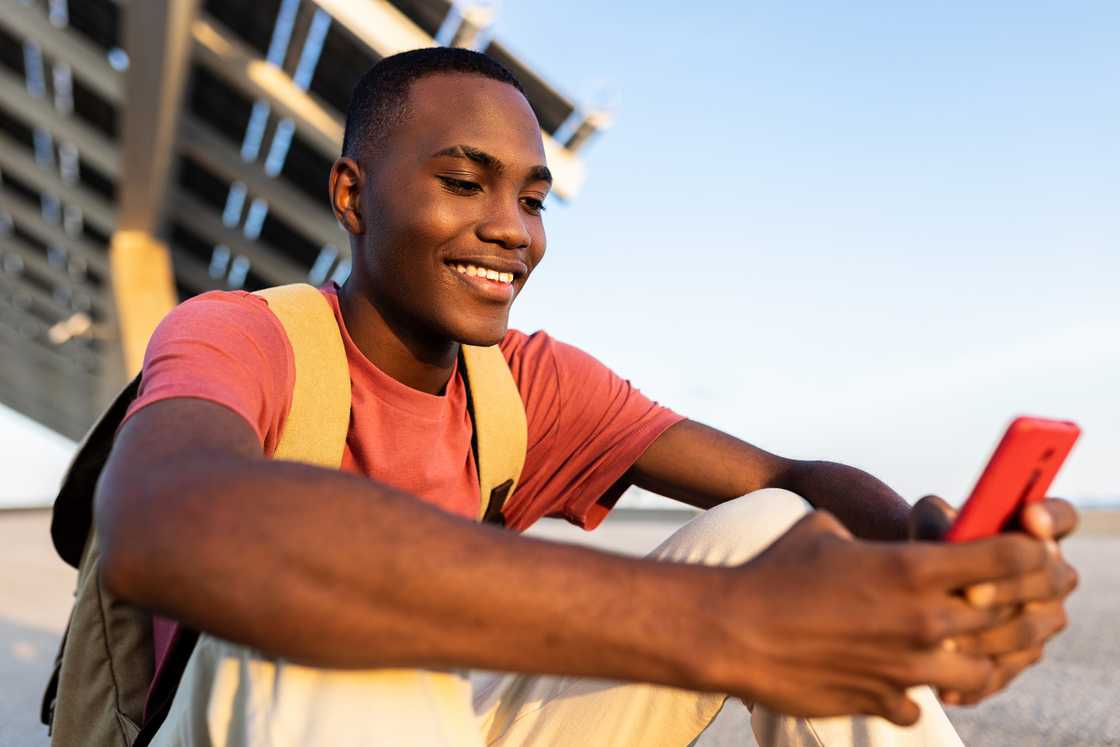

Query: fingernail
left=942, top=690, right=961, bottom=705
left=1027, top=505, right=1053, bottom=537
left=966, top=582, right=997, bottom=608
left=941, top=638, right=958, bottom=652
left=1044, top=539, right=1060, bottom=558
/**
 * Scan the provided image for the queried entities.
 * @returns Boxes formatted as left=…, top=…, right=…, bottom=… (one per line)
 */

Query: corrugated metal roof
left=0, top=0, right=597, bottom=441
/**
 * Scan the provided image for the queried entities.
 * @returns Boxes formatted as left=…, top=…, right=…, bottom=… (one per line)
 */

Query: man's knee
left=649, top=488, right=812, bottom=566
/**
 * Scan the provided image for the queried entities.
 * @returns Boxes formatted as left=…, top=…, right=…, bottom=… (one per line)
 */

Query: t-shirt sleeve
left=501, top=330, right=684, bottom=531
left=119, top=291, right=295, bottom=455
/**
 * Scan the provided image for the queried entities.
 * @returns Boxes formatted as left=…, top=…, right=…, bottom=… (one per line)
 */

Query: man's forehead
left=405, top=74, right=546, bottom=161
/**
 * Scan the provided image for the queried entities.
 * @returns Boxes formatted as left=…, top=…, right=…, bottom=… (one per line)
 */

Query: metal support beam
left=0, top=295, right=103, bottom=367
left=0, top=270, right=76, bottom=321
left=283, top=2, right=321, bottom=73
left=108, top=0, right=198, bottom=377
left=192, top=16, right=343, bottom=157
left=563, top=110, right=614, bottom=155
left=0, top=231, right=111, bottom=317
left=541, top=138, right=585, bottom=201
left=179, top=117, right=347, bottom=254
left=249, top=1, right=320, bottom=161
left=449, top=4, right=494, bottom=50
left=117, top=0, right=198, bottom=234
left=0, top=0, right=125, bottom=103
left=0, top=67, right=119, bottom=178
left=0, top=186, right=110, bottom=276
left=170, top=190, right=309, bottom=286
left=168, top=249, right=222, bottom=296
left=308, top=0, right=435, bottom=58
left=0, top=132, right=117, bottom=235
left=190, top=8, right=584, bottom=199
left=0, top=271, right=118, bottom=405
left=0, top=300, right=97, bottom=373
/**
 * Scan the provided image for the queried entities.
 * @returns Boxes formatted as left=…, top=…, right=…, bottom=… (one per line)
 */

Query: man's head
left=330, top=48, right=551, bottom=348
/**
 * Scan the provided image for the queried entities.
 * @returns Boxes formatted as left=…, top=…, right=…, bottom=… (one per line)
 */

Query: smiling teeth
left=452, top=263, right=513, bottom=284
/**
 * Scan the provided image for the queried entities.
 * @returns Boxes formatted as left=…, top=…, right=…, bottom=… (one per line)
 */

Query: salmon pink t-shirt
left=123, top=282, right=682, bottom=531
left=126, top=283, right=682, bottom=690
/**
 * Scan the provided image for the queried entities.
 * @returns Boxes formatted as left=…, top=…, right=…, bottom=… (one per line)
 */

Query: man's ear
left=329, top=157, right=365, bottom=235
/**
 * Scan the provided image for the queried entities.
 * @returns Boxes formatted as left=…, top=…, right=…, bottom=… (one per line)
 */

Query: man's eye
left=439, top=176, right=482, bottom=194
left=522, top=197, right=546, bottom=215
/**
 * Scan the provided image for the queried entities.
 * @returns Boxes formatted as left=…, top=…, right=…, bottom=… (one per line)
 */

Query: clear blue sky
left=2, top=1, right=1116, bottom=506
left=493, top=0, right=1119, bottom=505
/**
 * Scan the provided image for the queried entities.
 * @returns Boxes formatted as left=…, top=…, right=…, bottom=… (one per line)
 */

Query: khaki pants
left=151, top=489, right=964, bottom=746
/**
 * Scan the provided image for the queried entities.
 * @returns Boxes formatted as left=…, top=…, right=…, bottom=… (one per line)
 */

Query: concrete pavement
left=2, top=509, right=1117, bottom=746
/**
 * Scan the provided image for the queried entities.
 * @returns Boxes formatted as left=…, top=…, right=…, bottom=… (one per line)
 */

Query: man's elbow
left=93, top=465, right=178, bottom=604
left=97, top=536, right=139, bottom=601
left=94, top=455, right=245, bottom=602
left=95, top=484, right=151, bottom=602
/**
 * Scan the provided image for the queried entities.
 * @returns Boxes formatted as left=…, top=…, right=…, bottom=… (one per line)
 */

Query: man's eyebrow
left=528, top=165, right=553, bottom=185
left=431, top=144, right=552, bottom=185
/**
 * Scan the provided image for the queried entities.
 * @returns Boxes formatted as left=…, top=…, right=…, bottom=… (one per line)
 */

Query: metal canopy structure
left=0, top=0, right=610, bottom=441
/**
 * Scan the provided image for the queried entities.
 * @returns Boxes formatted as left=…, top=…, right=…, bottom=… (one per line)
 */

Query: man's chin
left=444, top=311, right=510, bottom=348
left=455, top=327, right=508, bottom=348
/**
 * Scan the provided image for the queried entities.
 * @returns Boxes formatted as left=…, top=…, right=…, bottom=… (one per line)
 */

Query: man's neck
left=338, top=279, right=458, bottom=395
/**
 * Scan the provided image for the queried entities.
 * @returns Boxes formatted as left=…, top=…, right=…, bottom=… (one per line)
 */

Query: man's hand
left=908, top=495, right=1080, bottom=706
left=704, top=510, right=1067, bottom=725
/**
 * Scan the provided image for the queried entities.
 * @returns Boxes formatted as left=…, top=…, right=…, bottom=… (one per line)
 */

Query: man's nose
left=476, top=199, right=532, bottom=251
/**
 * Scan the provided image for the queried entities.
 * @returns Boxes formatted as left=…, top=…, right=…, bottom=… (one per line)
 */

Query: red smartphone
left=945, top=416, right=1081, bottom=543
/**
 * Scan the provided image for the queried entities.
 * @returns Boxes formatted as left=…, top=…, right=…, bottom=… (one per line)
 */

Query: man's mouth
left=448, top=262, right=515, bottom=285
left=446, top=261, right=519, bottom=303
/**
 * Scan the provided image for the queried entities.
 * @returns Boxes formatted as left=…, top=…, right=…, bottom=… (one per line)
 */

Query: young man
left=97, top=49, right=1078, bottom=746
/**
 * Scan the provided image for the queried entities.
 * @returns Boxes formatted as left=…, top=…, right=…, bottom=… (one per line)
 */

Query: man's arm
left=97, top=399, right=714, bottom=682
left=628, top=419, right=911, bottom=540
left=97, top=398, right=1064, bottom=724
left=627, top=418, right=1080, bottom=703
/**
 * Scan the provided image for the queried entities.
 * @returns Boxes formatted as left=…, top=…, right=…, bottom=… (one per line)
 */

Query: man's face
left=352, top=73, right=550, bottom=347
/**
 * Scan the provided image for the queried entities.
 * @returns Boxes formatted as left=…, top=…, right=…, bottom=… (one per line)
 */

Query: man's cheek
left=408, top=197, right=462, bottom=238
left=525, top=244, right=546, bottom=278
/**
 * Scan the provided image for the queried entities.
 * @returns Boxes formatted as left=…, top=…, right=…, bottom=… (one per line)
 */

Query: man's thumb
left=910, top=494, right=957, bottom=541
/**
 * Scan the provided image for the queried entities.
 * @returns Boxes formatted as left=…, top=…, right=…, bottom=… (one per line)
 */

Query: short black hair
left=341, top=47, right=525, bottom=161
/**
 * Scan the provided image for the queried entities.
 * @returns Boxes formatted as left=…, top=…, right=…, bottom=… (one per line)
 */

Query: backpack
left=40, top=283, right=528, bottom=746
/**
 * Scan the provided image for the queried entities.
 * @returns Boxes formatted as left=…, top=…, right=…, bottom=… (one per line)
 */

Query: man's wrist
left=672, top=559, right=783, bottom=700
left=670, top=565, right=736, bottom=692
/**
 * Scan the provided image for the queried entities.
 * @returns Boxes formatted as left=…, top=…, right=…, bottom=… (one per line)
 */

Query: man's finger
left=910, top=495, right=957, bottom=541
left=877, top=691, right=922, bottom=727
left=962, top=560, right=1077, bottom=608
left=889, top=648, right=995, bottom=693
left=905, top=593, right=1021, bottom=644
left=949, top=601, right=1067, bottom=657
left=1021, top=498, right=1078, bottom=541
left=953, top=645, right=1044, bottom=705
left=903, top=535, right=1049, bottom=590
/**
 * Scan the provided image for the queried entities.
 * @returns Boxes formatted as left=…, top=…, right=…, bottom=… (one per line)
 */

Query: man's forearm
left=97, top=454, right=723, bottom=689
left=627, top=420, right=911, bottom=541
left=775, top=460, right=911, bottom=541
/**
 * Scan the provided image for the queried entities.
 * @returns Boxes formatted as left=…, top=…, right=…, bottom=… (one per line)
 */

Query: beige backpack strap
left=461, top=344, right=527, bottom=523
left=254, top=284, right=350, bottom=468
